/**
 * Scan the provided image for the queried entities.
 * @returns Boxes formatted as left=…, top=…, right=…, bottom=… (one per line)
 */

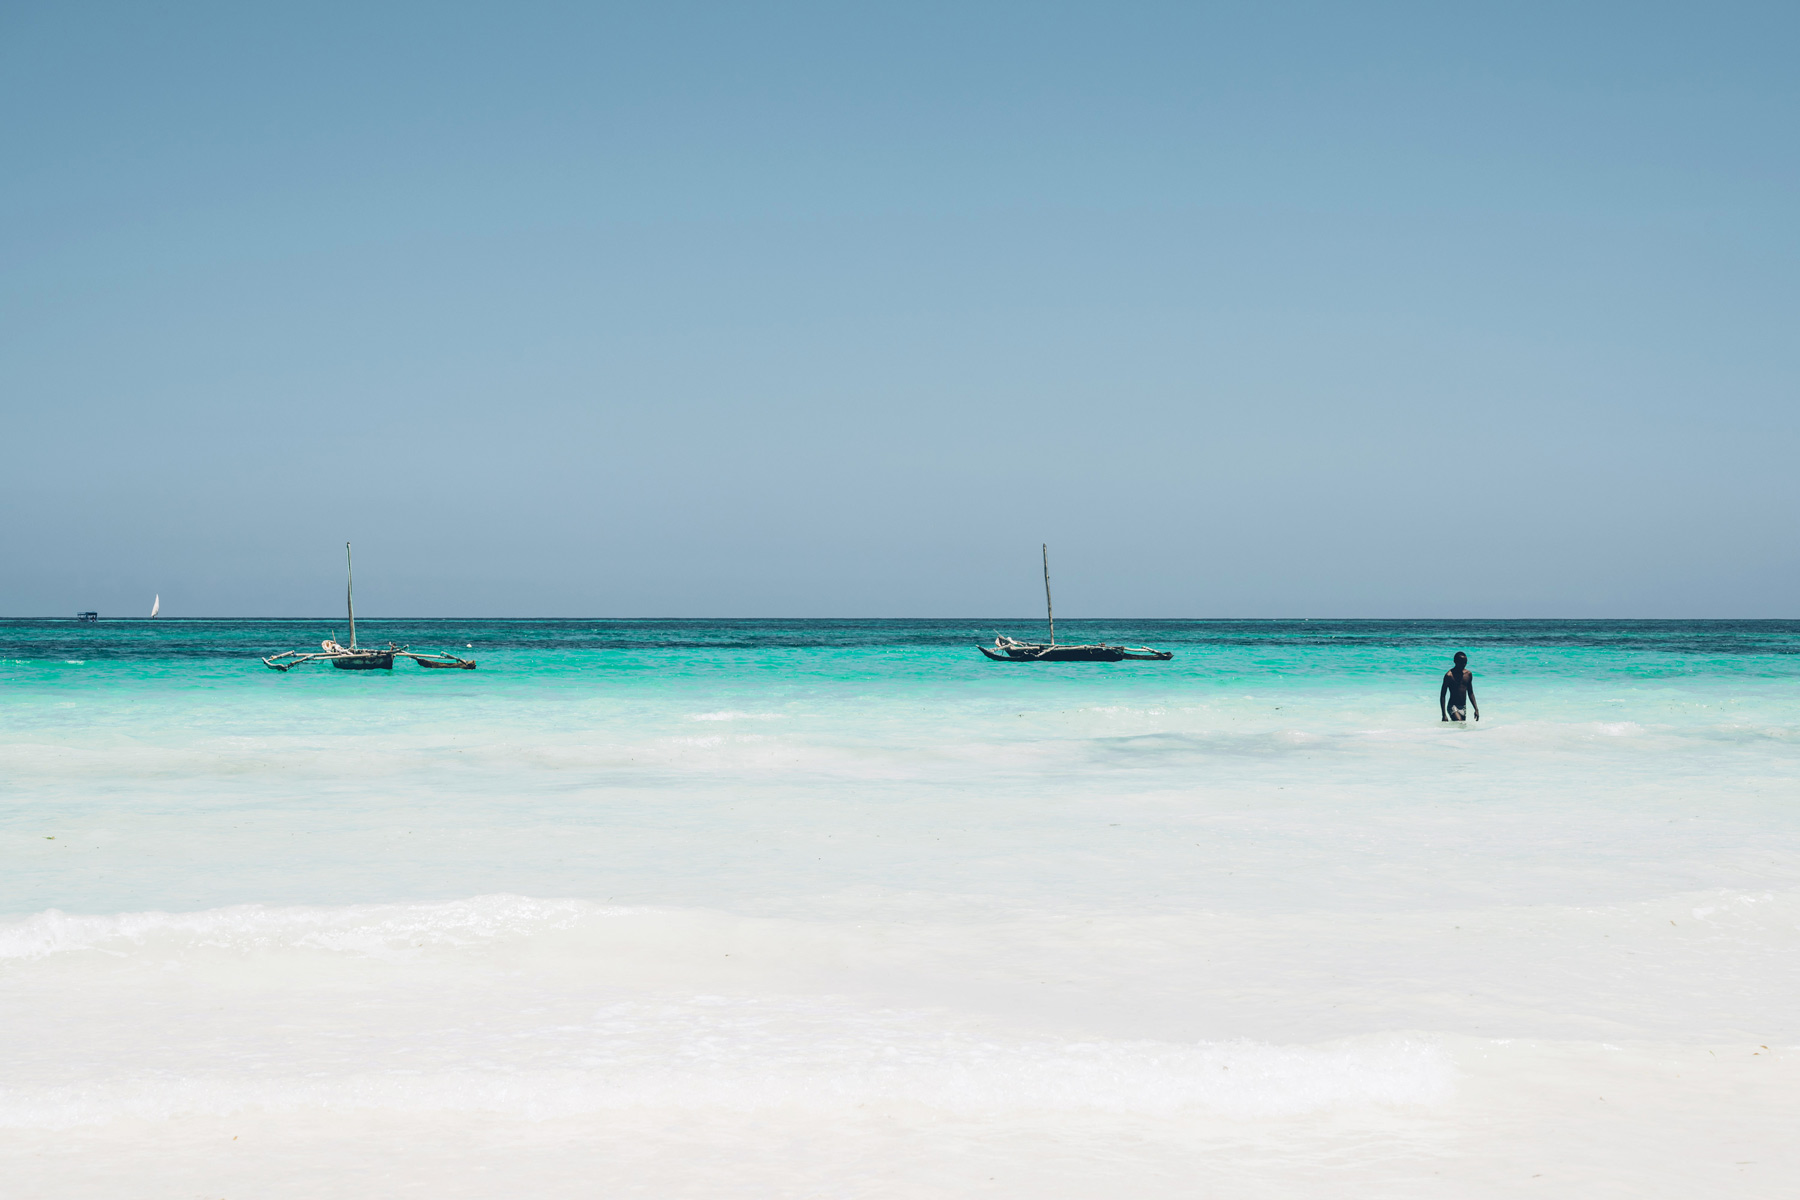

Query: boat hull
left=979, top=644, right=1127, bottom=662
left=330, top=653, right=394, bottom=670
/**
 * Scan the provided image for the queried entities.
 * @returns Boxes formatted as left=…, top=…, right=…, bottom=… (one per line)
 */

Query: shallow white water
left=2, top=620, right=1797, bottom=1194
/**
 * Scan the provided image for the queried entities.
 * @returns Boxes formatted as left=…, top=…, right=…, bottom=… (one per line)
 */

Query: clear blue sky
left=3, top=2, right=1795, bottom=617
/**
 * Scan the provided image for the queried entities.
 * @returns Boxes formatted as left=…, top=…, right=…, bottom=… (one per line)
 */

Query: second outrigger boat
left=978, top=545, right=1173, bottom=663
left=262, top=544, right=477, bottom=671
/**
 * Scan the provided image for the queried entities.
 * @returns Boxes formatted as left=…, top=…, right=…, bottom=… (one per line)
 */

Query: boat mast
left=346, top=541, right=357, bottom=649
left=1042, top=543, right=1054, bottom=645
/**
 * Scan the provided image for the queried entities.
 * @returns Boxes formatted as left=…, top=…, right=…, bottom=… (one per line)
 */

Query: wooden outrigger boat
left=262, top=544, right=477, bottom=672
left=264, top=641, right=475, bottom=670
left=979, top=635, right=1171, bottom=662
left=977, top=545, right=1173, bottom=663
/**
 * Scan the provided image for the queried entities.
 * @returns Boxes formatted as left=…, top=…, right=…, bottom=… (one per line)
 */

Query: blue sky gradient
left=3, top=2, right=1795, bottom=616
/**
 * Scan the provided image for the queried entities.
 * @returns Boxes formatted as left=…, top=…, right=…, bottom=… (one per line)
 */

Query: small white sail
left=150, top=594, right=160, bottom=618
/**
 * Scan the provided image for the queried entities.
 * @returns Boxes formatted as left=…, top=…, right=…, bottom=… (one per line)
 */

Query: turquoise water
left=3, top=619, right=1797, bottom=1195
left=5, top=618, right=1797, bottom=913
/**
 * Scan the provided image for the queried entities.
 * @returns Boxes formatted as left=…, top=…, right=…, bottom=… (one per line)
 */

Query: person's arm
left=1466, top=672, right=1478, bottom=721
left=1440, top=674, right=1449, bottom=721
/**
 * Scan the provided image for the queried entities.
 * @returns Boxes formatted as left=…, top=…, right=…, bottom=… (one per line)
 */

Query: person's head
left=1453, top=652, right=1468, bottom=668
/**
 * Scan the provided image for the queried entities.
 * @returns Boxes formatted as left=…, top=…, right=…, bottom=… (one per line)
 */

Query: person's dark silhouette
left=1440, top=652, right=1479, bottom=722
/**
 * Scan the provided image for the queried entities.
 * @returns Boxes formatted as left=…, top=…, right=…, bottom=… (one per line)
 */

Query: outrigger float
left=978, top=545, right=1172, bottom=663
left=262, top=543, right=476, bottom=672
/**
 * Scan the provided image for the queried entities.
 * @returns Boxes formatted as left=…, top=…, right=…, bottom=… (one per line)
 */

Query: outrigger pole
left=1042, top=543, right=1055, bottom=646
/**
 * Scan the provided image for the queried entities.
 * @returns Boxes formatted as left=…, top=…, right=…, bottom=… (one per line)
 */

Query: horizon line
left=8, top=616, right=1799, bottom=624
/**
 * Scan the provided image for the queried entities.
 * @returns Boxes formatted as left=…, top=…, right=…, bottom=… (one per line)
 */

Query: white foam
left=0, top=896, right=1457, bottom=1130
left=0, top=1030, right=1453, bottom=1128
left=0, top=894, right=592, bottom=961
left=689, top=711, right=786, bottom=721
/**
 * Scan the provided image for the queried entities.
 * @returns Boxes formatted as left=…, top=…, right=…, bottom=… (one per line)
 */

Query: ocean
left=2, top=618, right=1795, bottom=1196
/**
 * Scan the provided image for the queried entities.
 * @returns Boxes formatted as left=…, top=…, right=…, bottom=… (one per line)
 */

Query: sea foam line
left=0, top=894, right=593, bottom=961
left=0, top=1036, right=1454, bottom=1128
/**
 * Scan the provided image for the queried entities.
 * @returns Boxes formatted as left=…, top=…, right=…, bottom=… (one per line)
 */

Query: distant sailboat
left=977, top=544, right=1172, bottom=662
left=150, top=595, right=160, bottom=618
left=262, top=542, right=476, bottom=671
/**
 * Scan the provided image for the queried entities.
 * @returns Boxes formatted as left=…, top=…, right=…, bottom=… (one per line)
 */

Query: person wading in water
left=1440, top=652, right=1479, bottom=722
